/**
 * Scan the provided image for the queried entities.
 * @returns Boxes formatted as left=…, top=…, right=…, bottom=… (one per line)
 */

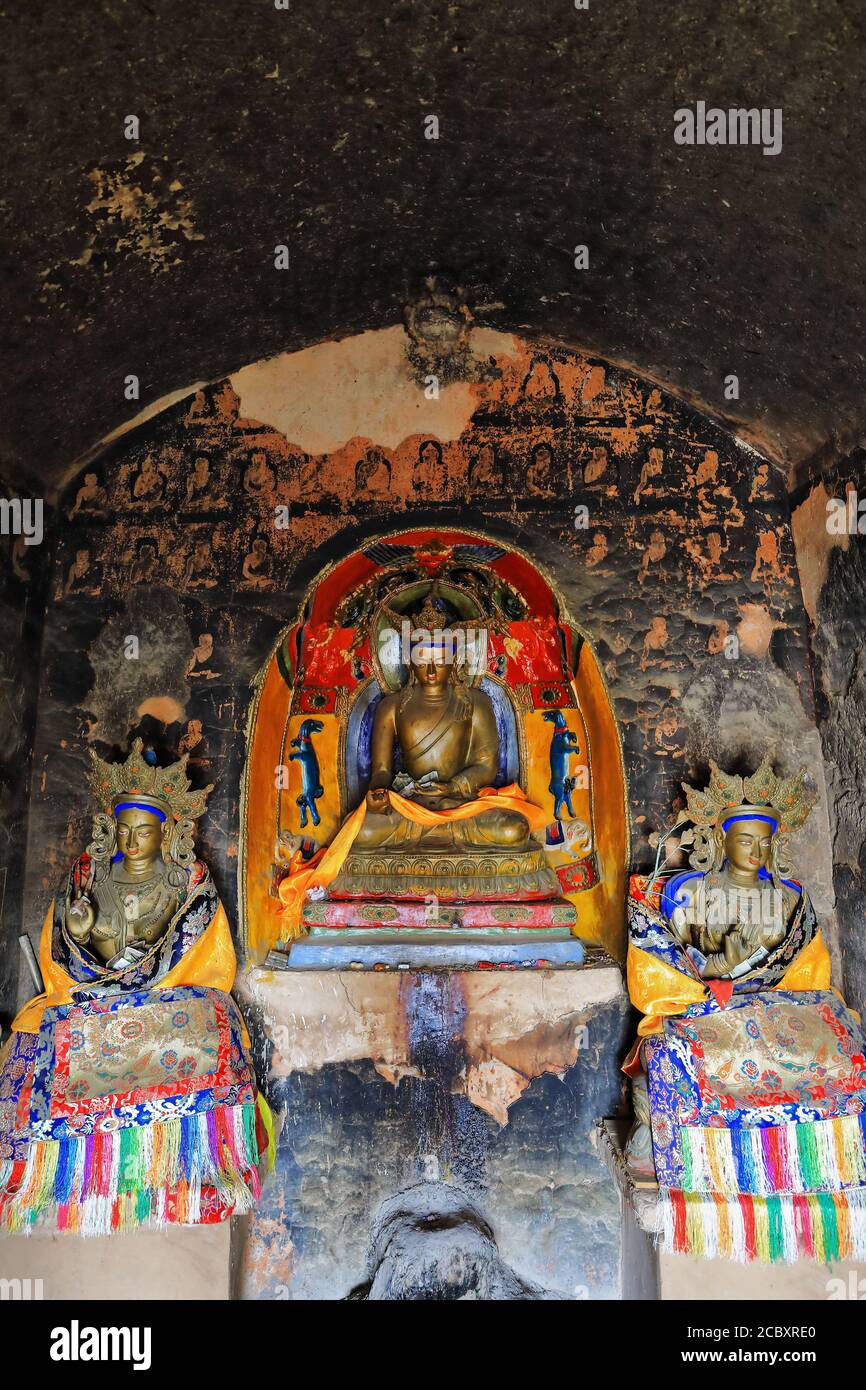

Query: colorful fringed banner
left=660, top=1185, right=866, bottom=1263
left=679, top=1114, right=866, bottom=1197
left=0, top=1102, right=262, bottom=1236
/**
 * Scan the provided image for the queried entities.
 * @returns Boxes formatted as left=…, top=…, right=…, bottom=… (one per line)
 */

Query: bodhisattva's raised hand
left=66, top=895, right=95, bottom=942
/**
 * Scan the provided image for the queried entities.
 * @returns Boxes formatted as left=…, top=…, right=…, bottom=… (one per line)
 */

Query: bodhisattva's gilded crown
left=86, top=739, right=213, bottom=822
left=674, top=752, right=817, bottom=836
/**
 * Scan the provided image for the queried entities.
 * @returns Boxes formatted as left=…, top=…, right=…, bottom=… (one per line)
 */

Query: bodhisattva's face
left=115, top=807, right=164, bottom=871
left=410, top=643, right=451, bottom=692
left=721, top=818, right=774, bottom=876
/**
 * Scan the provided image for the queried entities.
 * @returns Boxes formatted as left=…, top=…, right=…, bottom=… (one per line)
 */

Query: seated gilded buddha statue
left=0, top=741, right=272, bottom=1235
left=323, top=613, right=562, bottom=903
left=622, top=756, right=866, bottom=1264
left=276, top=592, right=572, bottom=936
left=355, top=637, right=529, bottom=851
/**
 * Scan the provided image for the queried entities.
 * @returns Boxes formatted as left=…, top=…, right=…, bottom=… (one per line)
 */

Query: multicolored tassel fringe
left=660, top=1185, right=866, bottom=1263
left=679, top=1114, right=866, bottom=1196
left=0, top=1103, right=262, bottom=1236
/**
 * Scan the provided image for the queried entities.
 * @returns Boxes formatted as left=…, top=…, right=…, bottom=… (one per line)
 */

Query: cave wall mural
left=792, top=451, right=866, bottom=1018
left=23, top=329, right=830, bottom=956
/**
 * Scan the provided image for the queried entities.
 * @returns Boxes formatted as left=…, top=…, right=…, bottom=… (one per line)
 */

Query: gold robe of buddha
left=356, top=642, right=530, bottom=851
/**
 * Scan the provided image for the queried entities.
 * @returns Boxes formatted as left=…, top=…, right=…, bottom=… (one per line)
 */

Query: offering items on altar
left=624, top=756, right=866, bottom=1263
left=0, top=741, right=273, bottom=1235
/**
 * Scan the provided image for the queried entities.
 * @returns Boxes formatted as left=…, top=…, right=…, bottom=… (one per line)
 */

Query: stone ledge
left=272, top=928, right=588, bottom=971
left=596, top=1117, right=661, bottom=1235
left=0, top=1220, right=234, bottom=1300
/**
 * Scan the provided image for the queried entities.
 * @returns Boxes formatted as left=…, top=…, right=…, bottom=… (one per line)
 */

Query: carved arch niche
left=241, top=528, right=628, bottom=961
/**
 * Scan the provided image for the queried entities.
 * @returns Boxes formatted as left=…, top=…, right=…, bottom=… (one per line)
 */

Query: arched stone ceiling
left=2, top=0, right=864, bottom=493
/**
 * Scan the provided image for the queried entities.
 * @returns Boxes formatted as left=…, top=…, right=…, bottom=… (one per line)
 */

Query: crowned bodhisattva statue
left=623, top=756, right=866, bottom=1264
left=0, top=741, right=273, bottom=1235
left=64, top=767, right=202, bottom=967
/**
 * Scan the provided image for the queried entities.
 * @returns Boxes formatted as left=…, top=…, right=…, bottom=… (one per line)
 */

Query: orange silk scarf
left=13, top=900, right=237, bottom=1035
left=277, top=783, right=550, bottom=943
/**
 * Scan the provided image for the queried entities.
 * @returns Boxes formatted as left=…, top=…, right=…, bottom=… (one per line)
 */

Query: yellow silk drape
left=13, top=898, right=237, bottom=1035
left=276, top=783, right=550, bottom=944
left=626, top=927, right=834, bottom=1040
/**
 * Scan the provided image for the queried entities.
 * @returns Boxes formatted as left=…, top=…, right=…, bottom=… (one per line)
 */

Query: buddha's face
left=410, top=641, right=451, bottom=691
left=721, top=817, right=774, bottom=877
left=116, top=806, right=164, bottom=871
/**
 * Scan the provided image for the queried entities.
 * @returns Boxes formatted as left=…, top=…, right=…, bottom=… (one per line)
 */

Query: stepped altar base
left=291, top=891, right=585, bottom=968
left=301, top=894, right=577, bottom=931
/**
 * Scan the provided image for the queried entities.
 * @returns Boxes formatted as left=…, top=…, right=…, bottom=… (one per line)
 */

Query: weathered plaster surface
left=794, top=454, right=866, bottom=1014
left=230, top=325, right=518, bottom=456
left=237, top=975, right=632, bottom=1300
left=792, top=481, right=849, bottom=627
left=240, top=962, right=624, bottom=1126
left=0, top=480, right=48, bottom=1026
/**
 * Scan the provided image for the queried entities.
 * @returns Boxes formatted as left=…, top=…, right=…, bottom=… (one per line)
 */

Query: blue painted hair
left=720, top=811, right=778, bottom=831
left=114, top=800, right=168, bottom=823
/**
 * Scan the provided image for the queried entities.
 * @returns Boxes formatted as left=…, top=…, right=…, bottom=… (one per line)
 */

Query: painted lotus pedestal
left=624, top=758, right=866, bottom=1265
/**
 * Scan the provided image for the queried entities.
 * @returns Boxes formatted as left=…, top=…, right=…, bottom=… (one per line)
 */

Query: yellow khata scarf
left=13, top=901, right=237, bottom=1035
left=277, top=783, right=550, bottom=943
left=627, top=929, right=834, bottom=1040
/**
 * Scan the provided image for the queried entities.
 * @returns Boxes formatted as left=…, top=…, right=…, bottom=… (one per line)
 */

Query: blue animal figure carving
left=543, top=710, right=580, bottom=819
left=289, top=718, right=325, bottom=828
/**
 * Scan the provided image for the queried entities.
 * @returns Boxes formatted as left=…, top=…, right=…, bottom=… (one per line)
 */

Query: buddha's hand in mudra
left=413, top=780, right=457, bottom=800
left=366, top=787, right=392, bottom=813
left=722, top=929, right=753, bottom=969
